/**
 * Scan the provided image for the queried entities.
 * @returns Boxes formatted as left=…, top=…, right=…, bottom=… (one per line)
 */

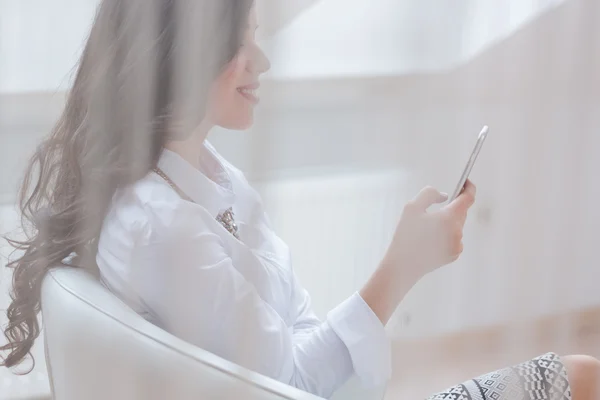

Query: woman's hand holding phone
left=360, top=181, right=476, bottom=325
left=384, top=180, right=477, bottom=281
left=361, top=126, right=485, bottom=324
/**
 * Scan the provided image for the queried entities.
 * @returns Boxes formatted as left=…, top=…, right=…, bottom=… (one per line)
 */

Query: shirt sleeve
left=289, top=275, right=392, bottom=390
left=134, top=202, right=390, bottom=398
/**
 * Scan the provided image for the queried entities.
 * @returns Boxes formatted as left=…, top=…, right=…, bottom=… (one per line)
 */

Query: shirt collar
left=157, top=144, right=235, bottom=217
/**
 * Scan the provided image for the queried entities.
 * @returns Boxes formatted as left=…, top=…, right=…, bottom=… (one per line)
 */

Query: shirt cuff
left=326, top=292, right=392, bottom=387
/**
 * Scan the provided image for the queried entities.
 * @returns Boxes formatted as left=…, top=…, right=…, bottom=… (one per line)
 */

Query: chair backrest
left=41, top=268, right=323, bottom=400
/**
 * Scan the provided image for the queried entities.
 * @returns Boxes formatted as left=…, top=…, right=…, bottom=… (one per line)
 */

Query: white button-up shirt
left=97, top=143, right=391, bottom=398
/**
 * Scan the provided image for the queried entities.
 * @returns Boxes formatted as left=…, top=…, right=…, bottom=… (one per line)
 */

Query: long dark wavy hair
left=1, top=0, right=253, bottom=371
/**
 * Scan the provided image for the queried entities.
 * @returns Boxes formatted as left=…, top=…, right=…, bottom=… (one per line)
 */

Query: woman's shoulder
left=102, top=173, right=217, bottom=243
left=106, top=173, right=175, bottom=225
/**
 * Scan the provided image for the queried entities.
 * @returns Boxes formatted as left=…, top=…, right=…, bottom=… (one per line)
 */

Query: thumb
left=446, top=180, right=476, bottom=214
left=412, top=186, right=448, bottom=211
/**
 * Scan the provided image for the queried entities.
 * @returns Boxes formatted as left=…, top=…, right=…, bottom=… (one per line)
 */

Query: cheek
left=207, top=55, right=255, bottom=129
left=222, top=55, right=246, bottom=87
left=206, top=67, right=235, bottom=115
left=213, top=59, right=244, bottom=102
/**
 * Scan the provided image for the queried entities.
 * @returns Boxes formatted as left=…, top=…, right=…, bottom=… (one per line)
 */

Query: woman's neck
left=164, top=121, right=212, bottom=170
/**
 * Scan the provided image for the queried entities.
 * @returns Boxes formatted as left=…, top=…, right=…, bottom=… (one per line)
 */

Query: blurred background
left=1, top=0, right=599, bottom=399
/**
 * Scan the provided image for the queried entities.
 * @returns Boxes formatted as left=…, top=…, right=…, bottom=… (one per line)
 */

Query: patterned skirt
left=427, top=353, right=571, bottom=400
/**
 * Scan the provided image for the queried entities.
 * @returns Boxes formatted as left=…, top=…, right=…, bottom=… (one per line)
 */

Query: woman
left=2, top=0, right=599, bottom=399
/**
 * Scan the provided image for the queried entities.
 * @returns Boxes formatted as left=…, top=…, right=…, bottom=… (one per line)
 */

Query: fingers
left=409, top=186, right=449, bottom=212
left=462, top=179, right=476, bottom=199
left=442, top=180, right=475, bottom=261
left=438, top=220, right=464, bottom=264
left=446, top=180, right=476, bottom=214
left=449, top=241, right=464, bottom=263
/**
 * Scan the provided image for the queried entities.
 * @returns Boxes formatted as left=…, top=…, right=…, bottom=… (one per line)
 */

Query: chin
left=218, top=114, right=254, bottom=131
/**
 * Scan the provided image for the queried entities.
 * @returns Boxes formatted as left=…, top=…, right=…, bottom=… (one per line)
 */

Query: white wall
left=0, top=0, right=99, bottom=93
left=0, top=0, right=565, bottom=92
left=263, top=0, right=566, bottom=79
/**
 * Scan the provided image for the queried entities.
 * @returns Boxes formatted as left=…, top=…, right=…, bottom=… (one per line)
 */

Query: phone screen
left=449, top=125, right=489, bottom=202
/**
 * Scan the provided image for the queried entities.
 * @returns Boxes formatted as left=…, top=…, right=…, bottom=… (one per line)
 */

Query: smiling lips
left=237, top=82, right=260, bottom=104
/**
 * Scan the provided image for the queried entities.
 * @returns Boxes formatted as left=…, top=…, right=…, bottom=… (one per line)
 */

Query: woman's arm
left=361, top=181, right=476, bottom=325
left=288, top=274, right=391, bottom=390
left=133, top=202, right=388, bottom=398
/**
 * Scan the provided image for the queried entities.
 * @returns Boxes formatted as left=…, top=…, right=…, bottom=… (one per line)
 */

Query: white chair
left=41, top=268, right=323, bottom=400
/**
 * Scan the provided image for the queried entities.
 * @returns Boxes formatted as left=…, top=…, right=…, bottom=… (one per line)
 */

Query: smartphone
left=449, top=125, right=489, bottom=202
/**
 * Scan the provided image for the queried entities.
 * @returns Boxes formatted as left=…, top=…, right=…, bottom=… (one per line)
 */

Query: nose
left=247, top=44, right=271, bottom=75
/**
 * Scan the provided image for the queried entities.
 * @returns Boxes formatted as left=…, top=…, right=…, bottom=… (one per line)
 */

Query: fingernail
left=441, top=192, right=449, bottom=200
